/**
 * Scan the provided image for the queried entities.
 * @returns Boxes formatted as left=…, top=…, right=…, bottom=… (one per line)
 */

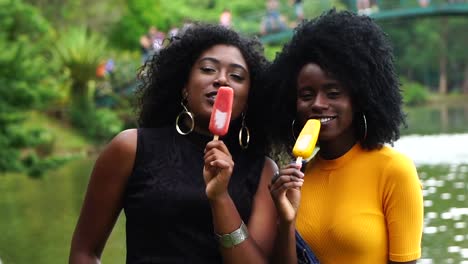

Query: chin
left=317, top=134, right=335, bottom=143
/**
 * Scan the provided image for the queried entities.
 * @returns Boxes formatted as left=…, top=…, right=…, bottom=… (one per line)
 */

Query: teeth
left=320, top=117, right=333, bottom=123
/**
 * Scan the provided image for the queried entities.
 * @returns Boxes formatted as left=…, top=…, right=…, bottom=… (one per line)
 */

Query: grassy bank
left=426, top=93, right=468, bottom=106
left=22, top=111, right=92, bottom=155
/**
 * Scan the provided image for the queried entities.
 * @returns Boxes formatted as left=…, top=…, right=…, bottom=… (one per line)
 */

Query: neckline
left=174, top=126, right=241, bottom=155
left=181, top=129, right=212, bottom=151
left=316, top=143, right=362, bottom=170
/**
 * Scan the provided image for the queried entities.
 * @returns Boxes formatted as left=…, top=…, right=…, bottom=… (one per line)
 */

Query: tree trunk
left=438, top=56, right=448, bottom=94
left=438, top=18, right=448, bottom=94
left=71, top=80, right=92, bottom=113
left=462, top=64, right=468, bottom=95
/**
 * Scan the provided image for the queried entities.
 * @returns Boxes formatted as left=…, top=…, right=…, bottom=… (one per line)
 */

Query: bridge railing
left=346, top=0, right=468, bottom=18
left=254, top=0, right=468, bottom=44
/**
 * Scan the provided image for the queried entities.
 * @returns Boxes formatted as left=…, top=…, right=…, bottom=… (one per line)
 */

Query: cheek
left=232, top=92, right=248, bottom=118
left=338, top=104, right=355, bottom=130
left=233, top=85, right=249, bottom=111
left=296, top=101, right=310, bottom=123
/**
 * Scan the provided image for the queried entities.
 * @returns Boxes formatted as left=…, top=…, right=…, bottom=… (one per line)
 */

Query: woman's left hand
left=203, top=140, right=234, bottom=200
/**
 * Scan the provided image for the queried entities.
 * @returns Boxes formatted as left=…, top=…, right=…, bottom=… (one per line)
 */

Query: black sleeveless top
left=123, top=126, right=265, bottom=264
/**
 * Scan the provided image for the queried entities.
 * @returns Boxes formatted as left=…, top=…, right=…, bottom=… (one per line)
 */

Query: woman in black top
left=69, top=23, right=278, bottom=264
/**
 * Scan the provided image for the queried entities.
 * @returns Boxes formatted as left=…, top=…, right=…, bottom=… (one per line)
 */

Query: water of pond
left=403, top=103, right=468, bottom=135
left=0, top=104, right=467, bottom=264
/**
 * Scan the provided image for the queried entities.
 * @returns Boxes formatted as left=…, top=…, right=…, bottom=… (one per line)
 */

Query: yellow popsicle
left=292, top=119, right=321, bottom=165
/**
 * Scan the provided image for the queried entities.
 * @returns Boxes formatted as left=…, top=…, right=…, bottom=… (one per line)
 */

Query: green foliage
left=383, top=19, right=440, bottom=88
left=54, top=26, right=107, bottom=113
left=69, top=107, right=123, bottom=142
left=1, top=0, right=51, bottom=40
left=55, top=27, right=107, bottom=93
left=95, top=51, right=140, bottom=111
left=401, top=78, right=429, bottom=106
left=110, top=0, right=165, bottom=49
left=22, top=152, right=74, bottom=178
left=264, top=44, right=282, bottom=61
left=303, top=0, right=346, bottom=18
left=110, top=0, right=267, bottom=49
left=446, top=17, right=468, bottom=90
left=382, top=16, right=468, bottom=93
left=0, top=0, right=69, bottom=174
left=23, top=0, right=126, bottom=33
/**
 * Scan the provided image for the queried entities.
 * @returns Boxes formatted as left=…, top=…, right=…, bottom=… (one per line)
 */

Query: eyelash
left=230, top=74, right=244, bottom=81
left=298, top=91, right=340, bottom=100
left=200, top=67, right=245, bottom=81
left=299, top=93, right=314, bottom=100
left=201, top=67, right=215, bottom=72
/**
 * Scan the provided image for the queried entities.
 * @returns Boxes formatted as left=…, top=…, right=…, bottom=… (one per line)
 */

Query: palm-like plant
left=55, top=27, right=107, bottom=111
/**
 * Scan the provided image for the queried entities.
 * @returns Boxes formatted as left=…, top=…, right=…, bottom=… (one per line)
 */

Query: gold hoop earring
left=362, top=113, right=368, bottom=141
left=175, top=100, right=194, bottom=135
left=291, top=119, right=297, bottom=141
left=238, top=113, right=250, bottom=149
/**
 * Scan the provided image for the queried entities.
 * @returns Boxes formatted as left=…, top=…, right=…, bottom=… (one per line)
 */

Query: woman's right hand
left=269, top=163, right=304, bottom=223
left=203, top=140, right=234, bottom=201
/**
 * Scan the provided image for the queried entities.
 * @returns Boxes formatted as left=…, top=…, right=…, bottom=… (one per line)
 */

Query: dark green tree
left=0, top=0, right=67, bottom=175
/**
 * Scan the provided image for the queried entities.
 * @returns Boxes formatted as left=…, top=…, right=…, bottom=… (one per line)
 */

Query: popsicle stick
left=213, top=135, right=219, bottom=141
left=295, top=156, right=303, bottom=168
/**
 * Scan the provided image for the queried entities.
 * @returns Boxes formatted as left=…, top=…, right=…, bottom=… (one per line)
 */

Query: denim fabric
left=296, top=230, right=320, bottom=264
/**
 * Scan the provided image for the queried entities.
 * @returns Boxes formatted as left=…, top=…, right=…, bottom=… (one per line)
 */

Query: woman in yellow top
left=266, top=9, right=424, bottom=264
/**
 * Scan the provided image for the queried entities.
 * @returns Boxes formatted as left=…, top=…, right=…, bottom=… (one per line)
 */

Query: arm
left=384, top=154, right=423, bottom=263
left=69, top=129, right=137, bottom=264
left=204, top=141, right=278, bottom=264
left=269, top=163, right=304, bottom=264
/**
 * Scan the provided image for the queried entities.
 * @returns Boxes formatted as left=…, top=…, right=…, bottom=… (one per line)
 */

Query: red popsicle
left=209, top=86, right=234, bottom=140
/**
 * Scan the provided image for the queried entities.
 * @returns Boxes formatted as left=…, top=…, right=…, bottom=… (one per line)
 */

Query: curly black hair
left=136, top=23, right=270, bottom=153
left=265, top=9, right=405, bottom=151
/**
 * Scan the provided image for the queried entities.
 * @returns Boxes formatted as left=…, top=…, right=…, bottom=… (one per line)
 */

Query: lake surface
left=0, top=104, right=467, bottom=264
left=394, top=133, right=468, bottom=165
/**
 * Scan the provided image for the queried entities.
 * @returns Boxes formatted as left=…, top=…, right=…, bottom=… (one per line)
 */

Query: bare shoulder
left=262, top=156, right=279, bottom=182
left=107, top=128, right=137, bottom=154
left=93, top=129, right=138, bottom=180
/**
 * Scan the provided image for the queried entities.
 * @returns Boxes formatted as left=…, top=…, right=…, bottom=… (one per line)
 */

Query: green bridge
left=255, top=0, right=468, bottom=44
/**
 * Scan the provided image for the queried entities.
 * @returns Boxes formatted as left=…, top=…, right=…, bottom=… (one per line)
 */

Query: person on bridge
left=260, top=0, right=288, bottom=35
left=69, top=23, right=279, bottom=264
left=265, top=9, right=424, bottom=264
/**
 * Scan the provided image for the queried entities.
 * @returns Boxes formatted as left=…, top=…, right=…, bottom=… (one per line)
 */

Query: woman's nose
left=214, top=73, right=229, bottom=87
left=311, top=93, right=328, bottom=109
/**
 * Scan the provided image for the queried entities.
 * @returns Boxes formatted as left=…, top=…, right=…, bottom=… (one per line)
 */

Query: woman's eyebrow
left=199, top=57, right=247, bottom=72
left=323, top=82, right=340, bottom=90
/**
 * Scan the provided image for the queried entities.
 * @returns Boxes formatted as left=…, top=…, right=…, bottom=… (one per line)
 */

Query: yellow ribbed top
left=296, top=143, right=423, bottom=264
